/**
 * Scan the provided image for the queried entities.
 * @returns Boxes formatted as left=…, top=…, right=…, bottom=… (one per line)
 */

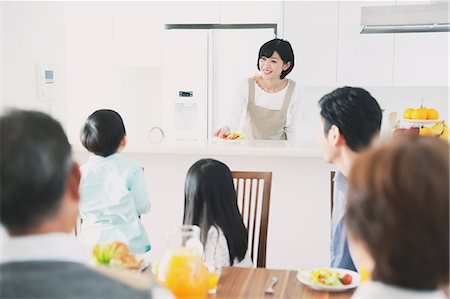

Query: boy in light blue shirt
left=78, top=109, right=151, bottom=254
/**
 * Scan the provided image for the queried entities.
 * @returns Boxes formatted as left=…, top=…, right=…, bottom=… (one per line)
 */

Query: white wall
left=64, top=2, right=165, bottom=146
left=1, top=2, right=67, bottom=126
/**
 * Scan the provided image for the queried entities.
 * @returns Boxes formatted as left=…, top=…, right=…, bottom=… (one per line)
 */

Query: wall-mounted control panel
left=36, top=64, right=57, bottom=101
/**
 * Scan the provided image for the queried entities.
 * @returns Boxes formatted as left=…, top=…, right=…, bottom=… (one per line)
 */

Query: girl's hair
left=257, top=38, right=295, bottom=79
left=183, top=159, right=248, bottom=264
left=80, top=109, right=126, bottom=157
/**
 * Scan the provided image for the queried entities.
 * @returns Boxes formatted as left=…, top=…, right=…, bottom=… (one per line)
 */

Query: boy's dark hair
left=257, top=38, right=295, bottom=79
left=347, top=136, right=449, bottom=289
left=183, top=159, right=248, bottom=264
left=319, top=87, right=382, bottom=152
left=80, top=109, right=126, bottom=157
left=0, top=110, right=72, bottom=230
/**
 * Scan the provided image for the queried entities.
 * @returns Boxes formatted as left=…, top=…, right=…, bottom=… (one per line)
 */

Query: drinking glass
left=206, top=263, right=222, bottom=294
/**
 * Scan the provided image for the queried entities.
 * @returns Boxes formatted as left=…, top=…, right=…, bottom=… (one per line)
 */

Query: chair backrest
left=231, top=171, right=272, bottom=268
left=330, top=171, right=336, bottom=217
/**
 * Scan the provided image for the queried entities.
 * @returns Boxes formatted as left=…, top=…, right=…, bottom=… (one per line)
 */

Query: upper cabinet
left=337, top=1, right=395, bottom=86
left=393, top=33, right=449, bottom=86
left=162, top=1, right=281, bottom=25
left=283, top=1, right=339, bottom=86
left=113, top=2, right=165, bottom=67
left=163, top=1, right=220, bottom=24
left=336, top=0, right=448, bottom=87
left=220, top=1, right=282, bottom=24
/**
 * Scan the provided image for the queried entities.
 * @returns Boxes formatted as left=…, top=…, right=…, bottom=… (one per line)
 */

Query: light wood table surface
left=208, top=267, right=355, bottom=299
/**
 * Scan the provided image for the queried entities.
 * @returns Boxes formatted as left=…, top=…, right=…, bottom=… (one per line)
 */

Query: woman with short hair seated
left=346, top=135, right=448, bottom=298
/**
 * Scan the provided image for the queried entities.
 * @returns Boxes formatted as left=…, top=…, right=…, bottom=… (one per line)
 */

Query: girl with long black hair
left=183, top=159, right=252, bottom=267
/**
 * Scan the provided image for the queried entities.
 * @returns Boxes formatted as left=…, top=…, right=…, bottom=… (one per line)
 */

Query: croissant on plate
left=92, top=241, right=142, bottom=270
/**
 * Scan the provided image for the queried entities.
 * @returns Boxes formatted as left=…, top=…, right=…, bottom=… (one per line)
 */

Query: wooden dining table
left=208, top=267, right=355, bottom=299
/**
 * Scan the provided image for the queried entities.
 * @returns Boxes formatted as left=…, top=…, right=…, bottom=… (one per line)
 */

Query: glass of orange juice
left=206, top=263, right=221, bottom=294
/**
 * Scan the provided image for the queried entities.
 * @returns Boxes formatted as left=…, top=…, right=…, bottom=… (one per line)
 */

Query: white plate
left=297, top=267, right=360, bottom=292
left=402, top=119, right=440, bottom=125
left=211, top=136, right=245, bottom=144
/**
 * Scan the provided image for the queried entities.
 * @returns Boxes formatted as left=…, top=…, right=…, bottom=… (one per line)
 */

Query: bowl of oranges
left=396, top=103, right=448, bottom=140
left=403, top=105, right=440, bottom=125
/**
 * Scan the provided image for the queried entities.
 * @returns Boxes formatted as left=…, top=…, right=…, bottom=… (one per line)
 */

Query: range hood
left=361, top=3, right=449, bottom=34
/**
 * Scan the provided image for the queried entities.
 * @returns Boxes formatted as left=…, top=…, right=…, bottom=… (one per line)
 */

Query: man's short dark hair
left=0, top=110, right=72, bottom=230
left=319, top=87, right=382, bottom=152
left=80, top=109, right=126, bottom=157
left=257, top=38, right=295, bottom=79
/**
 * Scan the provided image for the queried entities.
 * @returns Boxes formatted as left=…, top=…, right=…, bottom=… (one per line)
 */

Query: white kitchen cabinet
left=161, top=30, right=209, bottom=142
left=337, top=0, right=448, bottom=87
left=392, top=1, right=449, bottom=86
left=113, top=2, right=165, bottom=67
left=64, top=2, right=116, bottom=144
left=163, top=1, right=220, bottom=24
left=64, top=2, right=160, bottom=149
left=393, top=32, right=449, bottom=86
left=337, top=1, right=395, bottom=86
left=283, top=1, right=339, bottom=86
left=219, top=1, right=282, bottom=25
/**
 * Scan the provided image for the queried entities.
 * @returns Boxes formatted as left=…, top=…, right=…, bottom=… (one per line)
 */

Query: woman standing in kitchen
left=214, top=38, right=300, bottom=141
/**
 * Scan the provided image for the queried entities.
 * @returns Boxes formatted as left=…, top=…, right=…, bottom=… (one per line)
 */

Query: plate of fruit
left=402, top=105, right=440, bottom=125
left=297, top=267, right=360, bottom=292
left=402, top=119, right=440, bottom=125
left=213, top=132, right=245, bottom=143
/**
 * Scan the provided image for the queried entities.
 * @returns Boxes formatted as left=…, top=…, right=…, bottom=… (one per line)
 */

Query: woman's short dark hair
left=257, top=38, right=294, bottom=79
left=346, top=135, right=449, bottom=289
left=319, top=87, right=382, bottom=152
left=80, top=109, right=126, bottom=157
left=0, top=110, right=72, bottom=230
left=183, top=159, right=248, bottom=264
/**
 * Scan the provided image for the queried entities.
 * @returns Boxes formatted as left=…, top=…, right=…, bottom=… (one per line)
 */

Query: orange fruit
left=419, top=127, right=434, bottom=136
left=411, top=108, right=428, bottom=120
left=426, top=108, right=439, bottom=120
left=403, top=108, right=414, bottom=119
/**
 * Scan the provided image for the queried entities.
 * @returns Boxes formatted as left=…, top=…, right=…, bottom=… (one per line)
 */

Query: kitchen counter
left=72, top=140, right=323, bottom=157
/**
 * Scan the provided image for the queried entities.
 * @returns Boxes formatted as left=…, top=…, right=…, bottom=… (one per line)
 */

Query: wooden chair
left=231, top=171, right=272, bottom=268
left=330, top=171, right=336, bottom=217
left=74, top=217, right=82, bottom=237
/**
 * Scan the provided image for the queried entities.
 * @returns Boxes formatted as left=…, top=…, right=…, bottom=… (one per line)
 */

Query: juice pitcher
left=158, top=225, right=209, bottom=299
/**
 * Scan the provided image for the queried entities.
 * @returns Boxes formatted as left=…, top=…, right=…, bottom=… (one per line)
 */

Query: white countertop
left=72, top=140, right=323, bottom=158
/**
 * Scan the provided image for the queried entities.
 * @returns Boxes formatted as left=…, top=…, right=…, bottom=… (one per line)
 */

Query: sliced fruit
left=226, top=133, right=241, bottom=140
